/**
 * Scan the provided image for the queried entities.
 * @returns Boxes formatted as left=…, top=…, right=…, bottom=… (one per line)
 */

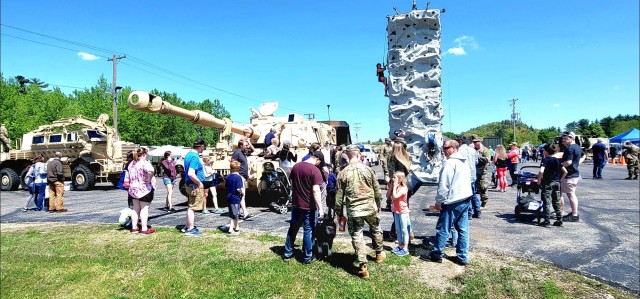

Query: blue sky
left=1, top=1, right=638, bottom=142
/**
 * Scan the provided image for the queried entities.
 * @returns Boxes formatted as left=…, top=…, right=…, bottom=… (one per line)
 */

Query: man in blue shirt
left=591, top=138, right=608, bottom=179
left=264, top=127, right=276, bottom=147
left=183, top=138, right=206, bottom=236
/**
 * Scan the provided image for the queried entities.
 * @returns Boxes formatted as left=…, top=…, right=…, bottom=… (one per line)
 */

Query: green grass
left=0, top=223, right=635, bottom=299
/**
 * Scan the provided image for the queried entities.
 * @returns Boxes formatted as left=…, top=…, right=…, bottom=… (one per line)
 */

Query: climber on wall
left=376, top=63, right=389, bottom=97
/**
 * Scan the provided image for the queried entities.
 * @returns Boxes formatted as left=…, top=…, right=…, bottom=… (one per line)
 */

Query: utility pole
left=510, top=98, right=520, bottom=143
left=108, top=54, right=126, bottom=137
left=354, top=122, right=361, bottom=143
left=327, top=105, right=331, bottom=123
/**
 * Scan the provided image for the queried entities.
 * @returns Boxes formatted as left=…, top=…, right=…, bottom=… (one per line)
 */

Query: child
left=387, top=171, right=410, bottom=256
left=536, top=144, right=567, bottom=227
left=225, top=160, right=244, bottom=235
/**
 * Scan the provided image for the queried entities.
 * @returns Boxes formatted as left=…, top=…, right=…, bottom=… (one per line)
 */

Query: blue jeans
left=283, top=207, right=318, bottom=262
left=432, top=198, right=471, bottom=262
left=34, top=183, right=47, bottom=211
left=468, top=182, right=481, bottom=217
left=592, top=159, right=606, bottom=178
left=393, top=212, right=410, bottom=247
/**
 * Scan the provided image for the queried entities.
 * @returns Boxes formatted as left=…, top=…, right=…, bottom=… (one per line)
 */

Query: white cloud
left=444, top=35, right=478, bottom=56
left=77, top=52, right=100, bottom=61
left=553, top=103, right=560, bottom=108
left=446, top=47, right=466, bottom=55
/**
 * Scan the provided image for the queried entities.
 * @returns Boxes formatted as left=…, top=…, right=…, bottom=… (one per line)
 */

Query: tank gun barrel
left=128, top=91, right=260, bottom=139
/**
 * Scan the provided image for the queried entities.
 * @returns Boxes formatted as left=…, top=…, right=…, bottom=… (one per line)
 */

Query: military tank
left=0, top=114, right=138, bottom=191
left=127, top=91, right=336, bottom=210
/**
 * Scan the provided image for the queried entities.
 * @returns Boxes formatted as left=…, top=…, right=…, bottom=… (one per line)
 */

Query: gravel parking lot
left=1, top=162, right=638, bottom=292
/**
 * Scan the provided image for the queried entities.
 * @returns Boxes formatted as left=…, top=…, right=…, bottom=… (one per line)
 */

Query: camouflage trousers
left=627, top=159, right=639, bottom=178
left=348, top=213, right=383, bottom=266
left=475, top=171, right=490, bottom=204
left=380, top=158, right=389, bottom=178
left=0, top=136, right=11, bottom=151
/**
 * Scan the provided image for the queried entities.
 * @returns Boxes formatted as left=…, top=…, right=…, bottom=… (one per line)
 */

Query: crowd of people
left=19, top=128, right=640, bottom=279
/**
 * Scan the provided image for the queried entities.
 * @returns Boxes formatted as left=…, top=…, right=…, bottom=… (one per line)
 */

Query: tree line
left=0, top=73, right=231, bottom=148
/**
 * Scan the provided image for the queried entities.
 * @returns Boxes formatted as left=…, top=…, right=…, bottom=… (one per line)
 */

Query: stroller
left=257, top=161, right=292, bottom=214
left=514, top=166, right=543, bottom=223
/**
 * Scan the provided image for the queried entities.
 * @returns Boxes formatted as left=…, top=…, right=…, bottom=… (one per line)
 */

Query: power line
left=2, top=24, right=309, bottom=115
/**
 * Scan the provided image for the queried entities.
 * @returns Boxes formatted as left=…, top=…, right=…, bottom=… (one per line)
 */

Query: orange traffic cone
left=620, top=156, right=627, bottom=165
left=610, top=158, right=616, bottom=165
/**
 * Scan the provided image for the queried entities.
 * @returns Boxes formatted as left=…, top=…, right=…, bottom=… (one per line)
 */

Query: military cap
left=385, top=137, right=392, bottom=142
left=345, top=144, right=361, bottom=152
left=471, top=135, right=483, bottom=142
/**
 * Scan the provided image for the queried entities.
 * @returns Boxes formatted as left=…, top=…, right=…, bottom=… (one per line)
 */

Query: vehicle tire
left=0, top=168, right=20, bottom=191
left=20, top=168, right=30, bottom=190
left=109, top=174, right=120, bottom=188
left=514, top=205, right=521, bottom=221
left=72, top=165, right=95, bottom=191
left=278, top=205, right=288, bottom=214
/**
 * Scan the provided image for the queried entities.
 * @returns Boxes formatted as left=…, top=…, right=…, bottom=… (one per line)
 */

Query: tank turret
left=128, top=91, right=337, bottom=210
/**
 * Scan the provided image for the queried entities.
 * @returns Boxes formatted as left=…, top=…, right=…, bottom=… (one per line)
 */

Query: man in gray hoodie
left=421, top=140, right=473, bottom=265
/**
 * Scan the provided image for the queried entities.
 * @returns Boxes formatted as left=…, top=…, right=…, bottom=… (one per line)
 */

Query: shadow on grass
left=269, top=245, right=360, bottom=277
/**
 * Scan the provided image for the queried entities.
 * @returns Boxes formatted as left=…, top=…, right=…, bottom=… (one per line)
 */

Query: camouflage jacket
left=380, top=144, right=393, bottom=160
left=476, top=146, right=491, bottom=172
left=623, top=144, right=640, bottom=161
left=335, top=160, right=382, bottom=218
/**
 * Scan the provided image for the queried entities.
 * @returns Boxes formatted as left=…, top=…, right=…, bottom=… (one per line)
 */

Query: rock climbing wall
left=387, top=9, right=444, bottom=184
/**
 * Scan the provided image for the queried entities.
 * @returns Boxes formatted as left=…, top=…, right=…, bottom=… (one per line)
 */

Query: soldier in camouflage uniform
left=380, top=138, right=393, bottom=180
left=472, top=136, right=491, bottom=208
left=380, top=138, right=393, bottom=210
left=622, top=141, right=639, bottom=180
left=335, top=144, right=385, bottom=279
left=333, top=145, right=343, bottom=174
left=0, top=124, right=11, bottom=152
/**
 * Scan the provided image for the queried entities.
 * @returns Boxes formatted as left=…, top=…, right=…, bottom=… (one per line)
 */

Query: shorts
left=163, top=178, right=175, bottom=186
left=134, top=189, right=154, bottom=203
left=561, top=177, right=580, bottom=193
left=186, top=184, right=204, bottom=211
left=203, top=180, right=215, bottom=189
left=228, top=203, right=241, bottom=220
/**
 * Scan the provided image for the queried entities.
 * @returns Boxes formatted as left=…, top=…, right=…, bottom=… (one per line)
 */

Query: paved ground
left=1, top=161, right=638, bottom=292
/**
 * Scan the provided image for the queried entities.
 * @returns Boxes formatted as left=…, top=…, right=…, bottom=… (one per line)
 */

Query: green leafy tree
left=599, top=116, right=615, bottom=137
left=29, top=78, right=49, bottom=89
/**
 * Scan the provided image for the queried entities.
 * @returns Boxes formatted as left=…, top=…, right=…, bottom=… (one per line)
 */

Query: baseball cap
left=561, top=131, right=576, bottom=139
left=471, top=135, right=483, bottom=142
left=193, top=137, right=205, bottom=147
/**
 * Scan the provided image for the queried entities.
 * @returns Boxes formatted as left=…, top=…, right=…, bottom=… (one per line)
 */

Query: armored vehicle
left=0, top=114, right=138, bottom=191
left=128, top=91, right=336, bottom=211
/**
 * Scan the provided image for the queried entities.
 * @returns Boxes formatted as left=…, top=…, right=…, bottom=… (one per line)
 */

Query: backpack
left=117, top=170, right=130, bottom=190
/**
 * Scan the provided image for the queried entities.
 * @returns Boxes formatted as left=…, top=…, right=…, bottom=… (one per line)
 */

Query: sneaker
left=303, top=256, right=316, bottom=264
left=243, top=213, right=255, bottom=220
left=353, top=263, right=369, bottom=279
left=140, top=228, right=156, bottom=235
left=447, top=255, right=468, bottom=266
left=229, top=229, right=240, bottom=236
left=22, top=208, right=28, bottom=212
left=391, top=246, right=401, bottom=254
left=375, top=251, right=387, bottom=263
left=170, top=208, right=177, bottom=213
left=202, top=209, right=211, bottom=214
left=57, top=209, right=68, bottom=212
left=420, top=253, right=442, bottom=263
left=564, top=215, right=580, bottom=222
left=218, top=225, right=230, bottom=233
left=213, top=208, right=225, bottom=214
left=473, top=211, right=482, bottom=218
left=539, top=221, right=551, bottom=228
left=282, top=255, right=293, bottom=262
left=163, top=207, right=171, bottom=212
left=553, top=220, right=563, bottom=227
left=395, top=248, right=409, bottom=257
left=184, top=227, right=202, bottom=236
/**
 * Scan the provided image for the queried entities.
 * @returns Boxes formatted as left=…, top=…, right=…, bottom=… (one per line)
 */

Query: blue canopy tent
left=609, top=128, right=640, bottom=144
